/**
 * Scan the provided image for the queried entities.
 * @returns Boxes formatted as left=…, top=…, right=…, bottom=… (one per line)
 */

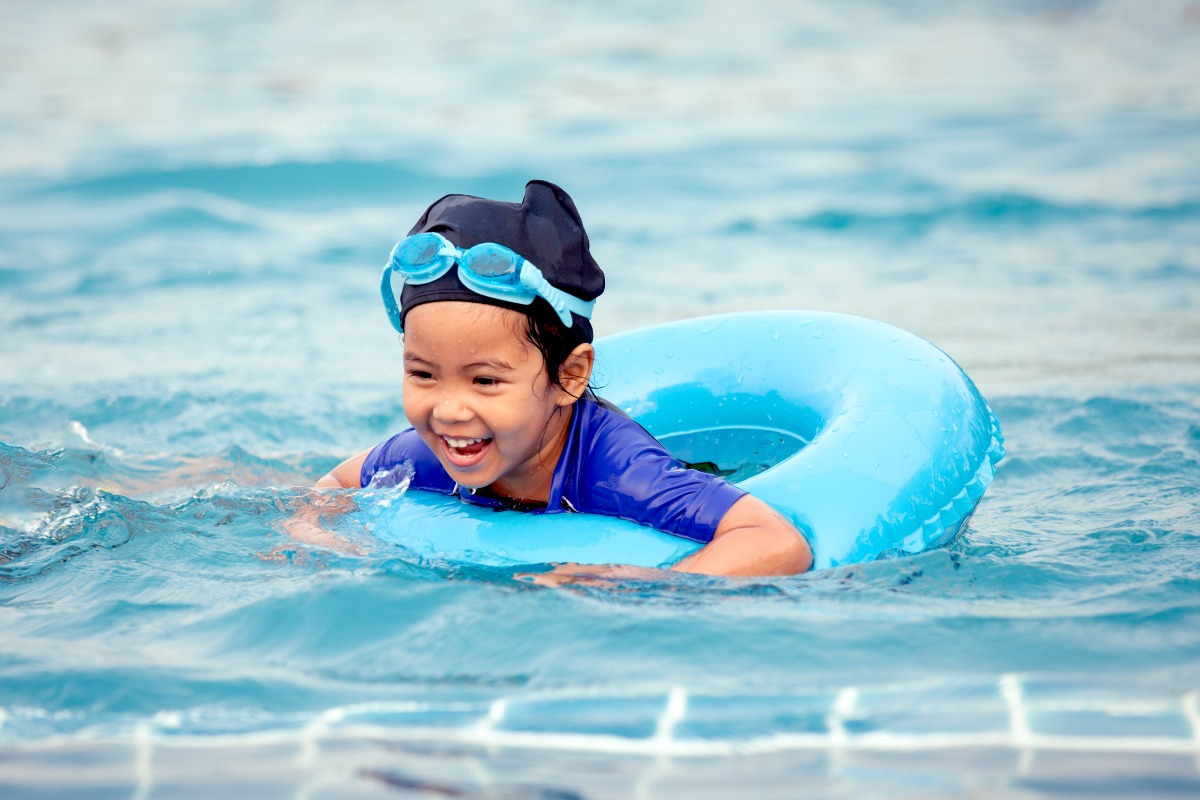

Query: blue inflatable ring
left=361, top=311, right=1004, bottom=571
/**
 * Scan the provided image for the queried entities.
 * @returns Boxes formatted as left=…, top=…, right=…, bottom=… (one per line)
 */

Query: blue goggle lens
left=396, top=233, right=445, bottom=267
left=463, top=244, right=520, bottom=279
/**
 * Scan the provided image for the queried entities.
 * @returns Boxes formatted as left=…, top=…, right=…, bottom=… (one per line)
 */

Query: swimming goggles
left=380, top=232, right=596, bottom=333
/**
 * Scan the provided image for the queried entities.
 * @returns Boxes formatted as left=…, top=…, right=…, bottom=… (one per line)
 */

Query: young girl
left=316, top=180, right=812, bottom=578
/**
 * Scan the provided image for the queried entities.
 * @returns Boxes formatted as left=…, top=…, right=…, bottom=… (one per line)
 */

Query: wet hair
left=519, top=299, right=596, bottom=400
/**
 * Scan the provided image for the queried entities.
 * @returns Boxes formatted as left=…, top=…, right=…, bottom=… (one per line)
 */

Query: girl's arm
left=527, top=495, right=812, bottom=586
left=270, top=448, right=374, bottom=556
left=671, top=494, right=812, bottom=576
left=315, top=448, right=374, bottom=489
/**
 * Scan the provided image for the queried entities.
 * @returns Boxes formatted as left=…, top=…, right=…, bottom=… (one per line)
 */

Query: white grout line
left=345, top=724, right=1200, bottom=758
left=7, top=682, right=1200, bottom=776
left=468, top=705, right=506, bottom=800
left=827, top=687, right=859, bottom=747
left=636, top=687, right=690, bottom=798
left=653, top=687, right=688, bottom=746
left=297, top=706, right=344, bottom=767
left=474, top=698, right=508, bottom=759
left=9, top=716, right=1200, bottom=761
left=131, top=720, right=154, bottom=800
left=1000, top=673, right=1034, bottom=776
left=292, top=708, right=352, bottom=800
left=473, top=698, right=507, bottom=731
left=634, top=689, right=688, bottom=800
left=1183, top=691, right=1200, bottom=777
left=826, top=687, right=859, bottom=776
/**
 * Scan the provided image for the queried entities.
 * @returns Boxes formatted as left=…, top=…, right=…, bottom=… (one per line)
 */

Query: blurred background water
left=2, top=1, right=1199, bottom=797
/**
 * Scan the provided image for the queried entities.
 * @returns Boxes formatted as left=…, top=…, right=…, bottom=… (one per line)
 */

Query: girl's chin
left=441, top=463, right=495, bottom=487
left=437, top=456, right=499, bottom=489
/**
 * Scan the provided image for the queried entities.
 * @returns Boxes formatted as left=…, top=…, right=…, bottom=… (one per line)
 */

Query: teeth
left=443, top=436, right=486, bottom=448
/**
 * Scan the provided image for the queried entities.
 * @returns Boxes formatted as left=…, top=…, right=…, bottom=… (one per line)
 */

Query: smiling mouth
left=440, top=435, right=493, bottom=466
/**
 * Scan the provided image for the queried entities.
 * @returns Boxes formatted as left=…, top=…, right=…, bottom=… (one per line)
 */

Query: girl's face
left=401, top=301, right=579, bottom=503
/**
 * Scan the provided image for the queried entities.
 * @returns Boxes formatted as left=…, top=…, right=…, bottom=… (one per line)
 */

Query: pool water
left=663, top=426, right=808, bottom=482
left=2, top=1, right=1200, bottom=797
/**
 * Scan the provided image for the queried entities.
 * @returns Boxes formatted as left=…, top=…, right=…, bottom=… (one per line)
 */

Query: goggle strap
left=380, top=265, right=406, bottom=333
left=519, top=262, right=595, bottom=327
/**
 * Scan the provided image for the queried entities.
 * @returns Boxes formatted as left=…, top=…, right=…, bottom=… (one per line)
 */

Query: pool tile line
left=1184, top=691, right=1200, bottom=775
left=825, top=686, right=859, bottom=777
left=297, top=707, right=346, bottom=767
left=28, top=681, right=1200, bottom=800
left=1000, top=673, right=1035, bottom=776
left=6, top=682, right=1200, bottom=761
left=7, top=675, right=1200, bottom=797
left=475, top=698, right=509, bottom=760
left=652, top=687, right=687, bottom=746
left=633, top=689, right=690, bottom=800
left=304, top=721, right=1200, bottom=758
left=132, top=720, right=154, bottom=800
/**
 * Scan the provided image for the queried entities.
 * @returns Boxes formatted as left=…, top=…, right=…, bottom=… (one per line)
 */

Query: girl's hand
left=520, top=495, right=811, bottom=586
left=518, top=562, right=671, bottom=588
left=265, top=489, right=366, bottom=560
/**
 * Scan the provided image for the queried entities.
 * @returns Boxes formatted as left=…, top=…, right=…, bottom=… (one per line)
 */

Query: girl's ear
left=556, top=343, right=595, bottom=405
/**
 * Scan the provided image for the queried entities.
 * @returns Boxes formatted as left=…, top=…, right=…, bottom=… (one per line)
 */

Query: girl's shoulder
left=574, top=396, right=665, bottom=458
left=587, top=393, right=632, bottom=419
left=564, top=397, right=745, bottom=541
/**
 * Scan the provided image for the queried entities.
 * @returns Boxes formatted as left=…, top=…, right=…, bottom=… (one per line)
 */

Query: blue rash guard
left=359, top=397, right=747, bottom=544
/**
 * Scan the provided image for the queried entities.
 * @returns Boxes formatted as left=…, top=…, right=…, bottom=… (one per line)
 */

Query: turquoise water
left=3, top=1, right=1200, bottom=797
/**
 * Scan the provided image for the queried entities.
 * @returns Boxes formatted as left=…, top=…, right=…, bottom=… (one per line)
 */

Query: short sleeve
left=564, top=408, right=747, bottom=543
left=359, top=428, right=456, bottom=493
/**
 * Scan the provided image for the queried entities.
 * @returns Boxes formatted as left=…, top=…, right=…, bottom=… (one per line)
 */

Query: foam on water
left=2, top=0, right=1199, bottom=796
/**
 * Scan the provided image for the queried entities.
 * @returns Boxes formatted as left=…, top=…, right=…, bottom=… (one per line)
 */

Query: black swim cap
left=398, top=180, right=605, bottom=343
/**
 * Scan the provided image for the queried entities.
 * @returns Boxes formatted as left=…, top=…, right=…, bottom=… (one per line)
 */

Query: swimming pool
left=2, top=1, right=1199, bottom=797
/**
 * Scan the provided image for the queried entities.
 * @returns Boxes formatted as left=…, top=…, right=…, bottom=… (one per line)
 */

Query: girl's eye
left=407, top=370, right=434, bottom=381
left=474, top=376, right=500, bottom=387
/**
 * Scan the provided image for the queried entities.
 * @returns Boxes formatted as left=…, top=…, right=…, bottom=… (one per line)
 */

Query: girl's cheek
left=401, top=389, right=425, bottom=418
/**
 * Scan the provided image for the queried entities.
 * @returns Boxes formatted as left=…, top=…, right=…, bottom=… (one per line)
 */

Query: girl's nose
left=432, top=393, right=474, bottom=424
